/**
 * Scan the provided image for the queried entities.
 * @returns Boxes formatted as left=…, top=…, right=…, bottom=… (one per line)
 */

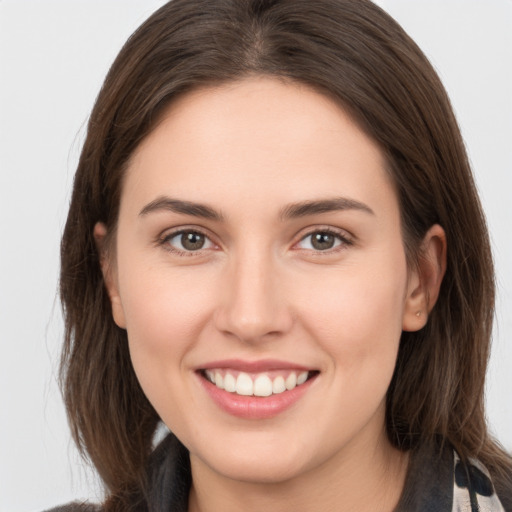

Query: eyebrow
left=279, top=197, right=374, bottom=219
left=139, top=195, right=374, bottom=221
left=139, top=197, right=224, bottom=221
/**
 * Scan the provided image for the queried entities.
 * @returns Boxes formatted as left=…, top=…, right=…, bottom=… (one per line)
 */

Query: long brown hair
left=60, top=0, right=512, bottom=508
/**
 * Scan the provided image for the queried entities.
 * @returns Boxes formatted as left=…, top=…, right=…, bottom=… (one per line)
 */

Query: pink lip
left=199, top=358, right=312, bottom=372
left=196, top=365, right=318, bottom=420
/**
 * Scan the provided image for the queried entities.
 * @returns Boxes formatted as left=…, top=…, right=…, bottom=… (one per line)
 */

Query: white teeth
left=272, top=375, right=286, bottom=394
left=204, top=369, right=312, bottom=396
left=236, top=372, right=254, bottom=396
left=297, top=371, right=308, bottom=385
left=254, top=374, right=273, bottom=397
left=224, top=372, right=236, bottom=392
left=285, top=372, right=297, bottom=390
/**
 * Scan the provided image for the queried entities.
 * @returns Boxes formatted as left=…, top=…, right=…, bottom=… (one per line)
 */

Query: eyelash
left=157, top=226, right=353, bottom=256
left=158, top=228, right=216, bottom=256
left=294, top=227, right=353, bottom=254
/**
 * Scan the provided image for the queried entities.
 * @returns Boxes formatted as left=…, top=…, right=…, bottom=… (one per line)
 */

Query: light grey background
left=1, top=1, right=511, bottom=511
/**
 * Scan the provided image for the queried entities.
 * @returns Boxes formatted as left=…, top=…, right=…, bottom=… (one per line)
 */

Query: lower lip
left=198, top=373, right=316, bottom=420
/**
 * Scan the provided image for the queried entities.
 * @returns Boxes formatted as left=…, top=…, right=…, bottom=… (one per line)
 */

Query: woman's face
left=101, top=77, right=428, bottom=484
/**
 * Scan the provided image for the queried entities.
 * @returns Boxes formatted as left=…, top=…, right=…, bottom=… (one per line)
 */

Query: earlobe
left=402, top=224, right=447, bottom=332
left=93, top=222, right=127, bottom=329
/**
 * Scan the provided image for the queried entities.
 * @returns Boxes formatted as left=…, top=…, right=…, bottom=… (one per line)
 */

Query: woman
left=52, top=0, right=512, bottom=510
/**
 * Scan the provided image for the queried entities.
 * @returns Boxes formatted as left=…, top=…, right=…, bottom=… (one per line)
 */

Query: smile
left=203, top=369, right=310, bottom=397
left=197, top=361, right=319, bottom=419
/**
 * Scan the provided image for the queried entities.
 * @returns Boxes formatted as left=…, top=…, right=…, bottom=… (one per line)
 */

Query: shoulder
left=487, top=466, right=512, bottom=512
left=454, top=453, right=511, bottom=512
left=397, top=441, right=512, bottom=512
left=43, top=502, right=102, bottom=512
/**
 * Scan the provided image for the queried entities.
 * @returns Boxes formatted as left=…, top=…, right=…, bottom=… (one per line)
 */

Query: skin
left=96, top=77, right=446, bottom=512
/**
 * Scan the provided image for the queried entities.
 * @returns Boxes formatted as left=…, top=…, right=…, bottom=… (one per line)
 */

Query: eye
left=296, top=230, right=349, bottom=251
left=163, top=230, right=215, bottom=253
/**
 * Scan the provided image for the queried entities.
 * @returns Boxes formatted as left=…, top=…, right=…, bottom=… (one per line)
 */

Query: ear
left=402, top=224, right=447, bottom=332
left=93, top=222, right=127, bottom=329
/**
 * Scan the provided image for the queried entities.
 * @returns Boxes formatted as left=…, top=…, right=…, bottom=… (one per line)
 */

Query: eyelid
left=157, top=225, right=219, bottom=255
left=155, top=224, right=354, bottom=256
left=292, top=225, right=354, bottom=252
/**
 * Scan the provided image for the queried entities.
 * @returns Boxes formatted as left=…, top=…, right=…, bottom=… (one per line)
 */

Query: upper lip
left=198, top=359, right=314, bottom=372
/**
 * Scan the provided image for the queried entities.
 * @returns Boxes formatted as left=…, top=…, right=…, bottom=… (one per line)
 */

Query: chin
left=190, top=437, right=313, bottom=484
left=208, top=456, right=305, bottom=484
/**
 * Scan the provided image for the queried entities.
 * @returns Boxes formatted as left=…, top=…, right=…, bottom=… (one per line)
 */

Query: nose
left=214, top=247, right=293, bottom=344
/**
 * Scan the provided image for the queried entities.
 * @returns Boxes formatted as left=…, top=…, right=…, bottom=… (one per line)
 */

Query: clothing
left=46, top=434, right=511, bottom=512
left=396, top=441, right=510, bottom=511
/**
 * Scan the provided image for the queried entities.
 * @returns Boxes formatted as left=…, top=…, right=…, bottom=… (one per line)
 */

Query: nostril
left=214, top=307, right=294, bottom=344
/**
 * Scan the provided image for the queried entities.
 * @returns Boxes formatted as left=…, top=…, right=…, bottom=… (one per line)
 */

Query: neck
left=188, top=431, right=409, bottom=512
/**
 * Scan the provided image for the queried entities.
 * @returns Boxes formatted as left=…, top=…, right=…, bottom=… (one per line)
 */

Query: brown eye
left=297, top=230, right=347, bottom=251
left=311, top=232, right=336, bottom=250
left=181, top=232, right=205, bottom=250
left=165, top=230, right=214, bottom=252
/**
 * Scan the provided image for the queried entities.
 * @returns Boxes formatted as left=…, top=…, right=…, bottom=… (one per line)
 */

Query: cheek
left=122, top=276, right=195, bottom=348
left=297, top=255, right=407, bottom=374
left=118, top=254, right=216, bottom=341
left=115, top=260, right=216, bottom=402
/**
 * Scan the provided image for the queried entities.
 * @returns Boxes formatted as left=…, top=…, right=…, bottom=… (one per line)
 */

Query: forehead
left=122, top=77, right=397, bottom=220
